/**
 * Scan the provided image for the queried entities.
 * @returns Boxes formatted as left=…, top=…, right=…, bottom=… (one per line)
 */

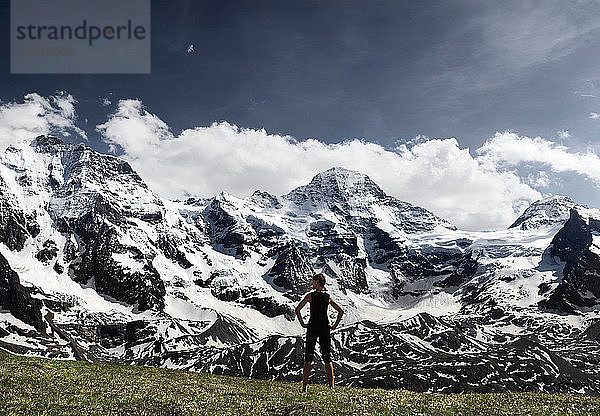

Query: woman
left=295, top=273, right=344, bottom=392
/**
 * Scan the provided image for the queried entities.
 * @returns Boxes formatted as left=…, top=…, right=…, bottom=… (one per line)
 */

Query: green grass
left=0, top=351, right=599, bottom=416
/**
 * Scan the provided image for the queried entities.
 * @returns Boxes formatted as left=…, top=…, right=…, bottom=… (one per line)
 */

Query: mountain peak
left=0, top=133, right=162, bottom=223
left=313, top=166, right=377, bottom=188
left=509, top=195, right=577, bottom=230
left=284, top=166, right=385, bottom=207
left=282, top=166, right=454, bottom=232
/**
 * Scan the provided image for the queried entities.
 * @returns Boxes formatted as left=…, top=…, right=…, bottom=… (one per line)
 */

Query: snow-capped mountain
left=509, top=195, right=577, bottom=230
left=1, top=136, right=600, bottom=394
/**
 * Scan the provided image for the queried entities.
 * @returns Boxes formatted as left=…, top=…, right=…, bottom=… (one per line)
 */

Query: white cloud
left=97, top=99, right=172, bottom=158
left=0, top=93, right=86, bottom=150
left=527, top=171, right=552, bottom=188
left=477, top=131, right=600, bottom=186
left=97, top=99, right=543, bottom=231
left=557, top=129, right=570, bottom=139
left=589, top=112, right=600, bottom=119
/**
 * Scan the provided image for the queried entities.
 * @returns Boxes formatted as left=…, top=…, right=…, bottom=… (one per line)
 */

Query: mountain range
left=1, top=135, right=600, bottom=394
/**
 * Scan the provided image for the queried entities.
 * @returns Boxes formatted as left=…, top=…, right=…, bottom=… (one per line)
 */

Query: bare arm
left=295, top=293, right=311, bottom=328
left=329, top=297, right=344, bottom=330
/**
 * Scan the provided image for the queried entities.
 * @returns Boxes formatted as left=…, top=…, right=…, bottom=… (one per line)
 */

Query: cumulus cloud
left=557, top=129, right=570, bottom=139
left=0, top=93, right=86, bottom=150
left=97, top=99, right=544, bottom=230
left=589, top=112, right=600, bottom=119
left=97, top=99, right=171, bottom=157
left=477, top=131, right=600, bottom=185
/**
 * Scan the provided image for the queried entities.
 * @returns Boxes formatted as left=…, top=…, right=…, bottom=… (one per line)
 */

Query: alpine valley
left=2, top=135, right=600, bottom=394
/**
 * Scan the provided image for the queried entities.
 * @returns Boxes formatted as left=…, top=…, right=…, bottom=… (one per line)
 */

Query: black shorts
left=304, top=324, right=331, bottom=363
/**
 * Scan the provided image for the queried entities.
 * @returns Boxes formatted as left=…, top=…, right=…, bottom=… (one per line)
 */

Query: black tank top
left=308, top=291, right=330, bottom=328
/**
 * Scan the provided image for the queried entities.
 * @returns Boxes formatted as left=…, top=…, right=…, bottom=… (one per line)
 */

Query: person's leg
left=325, top=362, right=334, bottom=389
left=302, top=361, right=311, bottom=392
left=303, top=328, right=317, bottom=391
left=319, top=327, right=334, bottom=388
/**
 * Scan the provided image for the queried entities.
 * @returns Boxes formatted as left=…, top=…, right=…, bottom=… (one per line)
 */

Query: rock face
left=267, top=240, right=313, bottom=298
left=389, top=248, right=479, bottom=297
left=72, top=224, right=166, bottom=311
left=0, top=174, right=39, bottom=251
left=539, top=208, right=600, bottom=312
left=0, top=252, right=44, bottom=332
left=203, top=195, right=258, bottom=259
left=2, top=137, right=600, bottom=394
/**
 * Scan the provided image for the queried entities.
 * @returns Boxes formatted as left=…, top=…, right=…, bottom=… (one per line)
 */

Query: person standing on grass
left=295, top=273, right=344, bottom=392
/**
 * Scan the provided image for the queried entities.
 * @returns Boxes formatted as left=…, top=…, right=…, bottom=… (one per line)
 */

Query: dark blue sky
left=3, top=0, right=600, bottom=153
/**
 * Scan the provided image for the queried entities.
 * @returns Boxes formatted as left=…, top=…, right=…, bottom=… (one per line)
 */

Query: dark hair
left=313, top=273, right=326, bottom=288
